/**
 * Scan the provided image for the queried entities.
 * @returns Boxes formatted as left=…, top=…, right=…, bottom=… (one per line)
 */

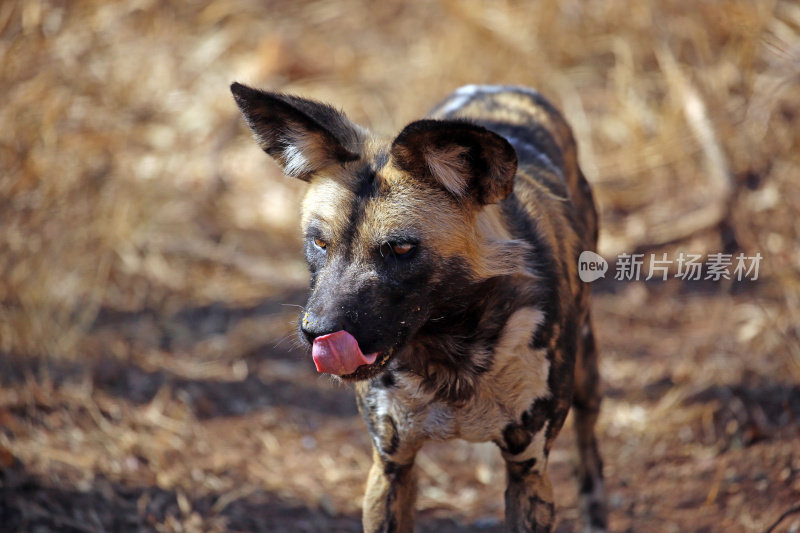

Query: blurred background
left=1, top=0, right=799, bottom=531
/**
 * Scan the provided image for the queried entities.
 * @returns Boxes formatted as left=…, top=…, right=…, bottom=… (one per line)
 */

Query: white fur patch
left=438, top=84, right=545, bottom=121
left=280, top=134, right=331, bottom=178
left=488, top=306, right=549, bottom=417
left=436, top=84, right=482, bottom=115
left=494, top=307, right=546, bottom=356
left=437, top=85, right=545, bottom=118
left=438, top=93, right=473, bottom=115
left=457, top=84, right=541, bottom=97
left=414, top=307, right=547, bottom=442
left=458, top=306, right=549, bottom=442
left=282, top=144, right=310, bottom=177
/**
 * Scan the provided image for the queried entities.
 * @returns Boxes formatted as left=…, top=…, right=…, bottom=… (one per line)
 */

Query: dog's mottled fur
left=232, top=82, right=607, bottom=532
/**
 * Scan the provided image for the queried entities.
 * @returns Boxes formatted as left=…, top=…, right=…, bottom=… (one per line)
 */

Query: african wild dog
left=231, top=82, right=607, bottom=532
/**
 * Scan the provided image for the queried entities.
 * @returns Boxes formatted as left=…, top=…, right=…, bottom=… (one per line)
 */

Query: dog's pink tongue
left=312, top=330, right=378, bottom=376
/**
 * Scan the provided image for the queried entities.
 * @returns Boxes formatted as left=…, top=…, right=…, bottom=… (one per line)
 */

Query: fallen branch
left=764, top=504, right=800, bottom=533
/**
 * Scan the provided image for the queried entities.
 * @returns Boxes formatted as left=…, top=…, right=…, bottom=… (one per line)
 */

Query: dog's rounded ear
left=390, top=119, right=517, bottom=205
left=231, top=82, right=363, bottom=180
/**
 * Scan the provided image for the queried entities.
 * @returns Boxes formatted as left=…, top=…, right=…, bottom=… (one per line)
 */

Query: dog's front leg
left=363, top=448, right=418, bottom=533
left=357, top=383, right=420, bottom=533
left=504, top=459, right=556, bottom=532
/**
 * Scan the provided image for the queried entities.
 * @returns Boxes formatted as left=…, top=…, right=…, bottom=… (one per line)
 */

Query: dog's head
left=231, top=83, right=523, bottom=380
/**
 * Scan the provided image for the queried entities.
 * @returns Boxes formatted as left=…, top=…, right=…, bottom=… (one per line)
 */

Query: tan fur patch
left=423, top=144, right=470, bottom=197
left=473, top=204, right=533, bottom=279
left=362, top=449, right=417, bottom=532
left=346, top=164, right=532, bottom=282
left=300, top=174, right=356, bottom=241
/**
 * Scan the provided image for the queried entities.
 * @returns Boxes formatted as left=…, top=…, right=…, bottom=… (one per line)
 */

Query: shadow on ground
left=0, top=462, right=529, bottom=532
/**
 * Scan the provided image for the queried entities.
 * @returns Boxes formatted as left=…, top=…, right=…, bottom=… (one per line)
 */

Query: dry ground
left=2, top=1, right=800, bottom=532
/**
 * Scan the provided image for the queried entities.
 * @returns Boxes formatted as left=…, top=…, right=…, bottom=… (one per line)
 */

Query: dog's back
left=431, top=84, right=598, bottom=251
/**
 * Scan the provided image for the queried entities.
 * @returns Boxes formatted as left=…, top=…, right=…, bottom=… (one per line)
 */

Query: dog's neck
left=396, top=275, right=538, bottom=404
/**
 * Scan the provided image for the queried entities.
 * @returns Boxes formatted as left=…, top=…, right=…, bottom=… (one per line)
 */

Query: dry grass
left=1, top=0, right=800, bottom=531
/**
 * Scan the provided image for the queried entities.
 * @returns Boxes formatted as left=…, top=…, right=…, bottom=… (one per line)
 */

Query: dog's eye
left=391, top=243, right=414, bottom=256
left=314, top=237, right=328, bottom=250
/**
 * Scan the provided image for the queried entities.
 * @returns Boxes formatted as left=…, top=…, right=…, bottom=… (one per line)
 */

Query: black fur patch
left=405, top=268, right=537, bottom=403
left=379, top=371, right=397, bottom=388
left=378, top=415, right=400, bottom=456
left=521, top=397, right=554, bottom=435
left=506, top=458, right=538, bottom=482
left=527, top=496, right=555, bottom=522
left=589, top=502, right=607, bottom=528
left=502, top=424, right=533, bottom=456
left=382, top=460, right=413, bottom=477
left=477, top=119, right=564, bottom=174
left=500, top=194, right=560, bottom=350
left=580, top=472, right=595, bottom=494
left=340, top=164, right=378, bottom=262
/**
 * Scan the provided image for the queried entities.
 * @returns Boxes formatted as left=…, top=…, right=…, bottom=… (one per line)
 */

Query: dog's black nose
left=300, top=311, right=347, bottom=343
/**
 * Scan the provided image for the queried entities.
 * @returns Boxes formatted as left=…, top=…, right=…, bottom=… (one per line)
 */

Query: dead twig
left=764, top=504, right=800, bottom=533
left=647, top=42, right=733, bottom=248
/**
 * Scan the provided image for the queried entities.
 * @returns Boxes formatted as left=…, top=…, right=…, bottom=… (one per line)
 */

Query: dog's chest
left=370, top=307, right=550, bottom=446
